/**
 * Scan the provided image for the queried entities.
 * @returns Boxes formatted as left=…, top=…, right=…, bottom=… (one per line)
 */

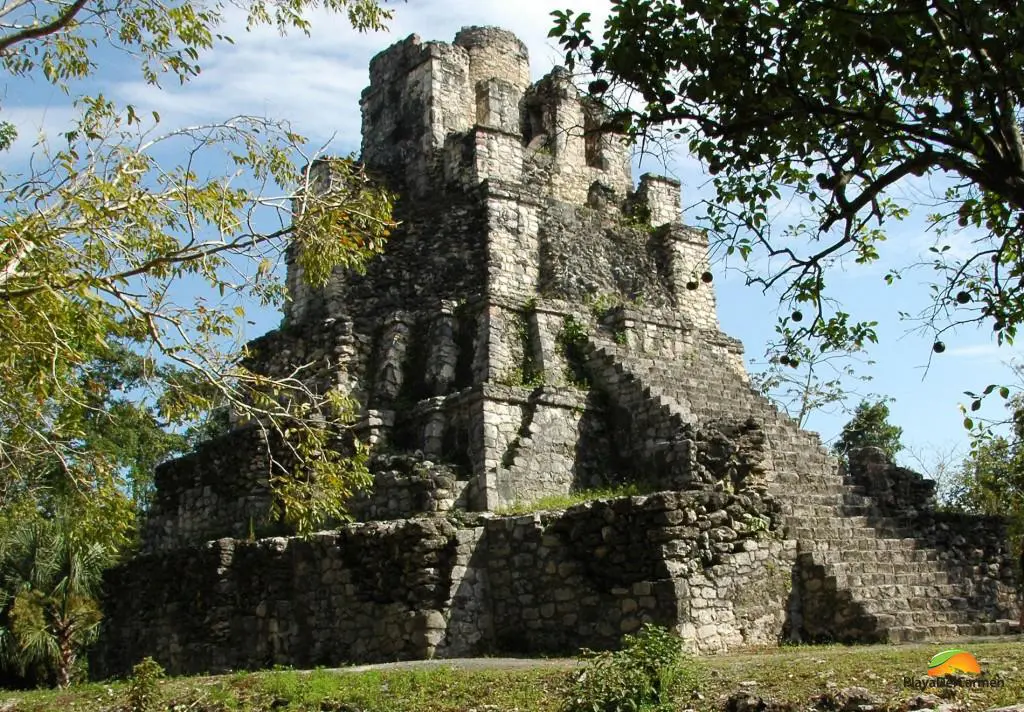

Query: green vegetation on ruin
left=494, top=483, right=645, bottom=515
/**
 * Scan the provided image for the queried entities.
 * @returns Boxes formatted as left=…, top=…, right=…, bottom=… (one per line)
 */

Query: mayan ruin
left=92, top=27, right=1022, bottom=678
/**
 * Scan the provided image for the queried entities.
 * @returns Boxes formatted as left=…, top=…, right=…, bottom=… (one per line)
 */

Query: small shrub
left=556, top=315, right=591, bottom=389
left=496, top=366, right=546, bottom=389
left=126, top=657, right=165, bottom=712
left=496, top=311, right=544, bottom=389
left=561, top=624, right=703, bottom=712
left=588, top=293, right=624, bottom=321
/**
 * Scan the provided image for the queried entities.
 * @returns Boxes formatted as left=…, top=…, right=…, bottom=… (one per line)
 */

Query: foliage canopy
left=553, top=0, right=1024, bottom=400
left=832, top=399, right=904, bottom=463
left=950, top=393, right=1024, bottom=555
left=0, top=0, right=398, bottom=534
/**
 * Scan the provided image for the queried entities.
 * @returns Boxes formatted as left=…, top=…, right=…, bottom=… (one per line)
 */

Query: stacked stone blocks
left=93, top=26, right=1021, bottom=678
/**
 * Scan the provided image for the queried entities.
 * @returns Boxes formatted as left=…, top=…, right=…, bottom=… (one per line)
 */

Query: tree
left=0, top=510, right=114, bottom=687
left=1, top=0, right=398, bottom=533
left=3, top=344, right=193, bottom=515
left=902, top=441, right=966, bottom=505
left=832, top=399, right=904, bottom=463
left=948, top=395, right=1024, bottom=554
left=751, top=321, right=877, bottom=429
left=551, top=1, right=1024, bottom=399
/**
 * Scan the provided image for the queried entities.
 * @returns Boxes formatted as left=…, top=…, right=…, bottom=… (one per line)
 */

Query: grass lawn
left=1, top=639, right=1021, bottom=711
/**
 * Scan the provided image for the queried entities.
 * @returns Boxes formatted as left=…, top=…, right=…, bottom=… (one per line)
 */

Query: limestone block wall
left=245, top=313, right=369, bottom=402
left=142, top=427, right=278, bottom=554
left=94, top=519, right=460, bottom=678
left=636, top=174, right=681, bottom=227
left=485, top=190, right=542, bottom=301
left=488, top=387, right=613, bottom=510
left=593, top=304, right=745, bottom=383
left=95, top=488, right=798, bottom=678
left=476, top=79, right=521, bottom=133
left=286, top=26, right=723, bottom=353
left=144, top=439, right=476, bottom=552
left=846, top=447, right=938, bottom=513
left=470, top=128, right=525, bottom=184
left=360, top=35, right=471, bottom=195
left=347, top=454, right=470, bottom=521
left=482, top=489, right=795, bottom=655
left=454, top=26, right=531, bottom=127
left=437, top=525, right=492, bottom=657
left=163, top=296, right=752, bottom=549
left=521, top=69, right=632, bottom=205
left=535, top=204, right=677, bottom=307
left=283, top=186, right=490, bottom=329
left=905, top=511, right=1020, bottom=616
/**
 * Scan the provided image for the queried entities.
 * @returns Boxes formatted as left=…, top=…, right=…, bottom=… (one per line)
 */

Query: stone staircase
left=583, top=333, right=1022, bottom=643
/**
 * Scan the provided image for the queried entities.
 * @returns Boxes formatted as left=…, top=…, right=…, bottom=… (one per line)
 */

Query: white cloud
left=2, top=103, right=77, bottom=165
left=109, top=0, right=614, bottom=149
left=944, top=343, right=1023, bottom=364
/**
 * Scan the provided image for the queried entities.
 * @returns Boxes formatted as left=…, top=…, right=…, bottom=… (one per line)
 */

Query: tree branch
left=0, top=0, right=91, bottom=52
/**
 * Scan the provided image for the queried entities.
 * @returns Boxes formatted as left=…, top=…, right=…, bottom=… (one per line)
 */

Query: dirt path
left=328, top=658, right=580, bottom=674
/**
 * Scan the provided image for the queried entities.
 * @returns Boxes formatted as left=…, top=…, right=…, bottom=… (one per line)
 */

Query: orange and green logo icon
left=927, top=649, right=981, bottom=677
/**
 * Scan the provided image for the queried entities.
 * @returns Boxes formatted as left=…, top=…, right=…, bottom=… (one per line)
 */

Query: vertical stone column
left=424, top=302, right=458, bottom=396
left=485, top=195, right=540, bottom=300
left=454, top=26, right=531, bottom=128
left=471, top=129, right=524, bottom=184
left=637, top=174, right=720, bottom=331
left=663, top=226, right=720, bottom=331
left=536, top=68, right=592, bottom=204
left=476, top=78, right=522, bottom=134
left=481, top=303, right=526, bottom=383
left=636, top=173, right=682, bottom=226
left=285, top=159, right=338, bottom=325
left=422, top=406, right=447, bottom=457
left=372, top=312, right=411, bottom=404
left=547, top=69, right=586, bottom=167
left=470, top=78, right=525, bottom=185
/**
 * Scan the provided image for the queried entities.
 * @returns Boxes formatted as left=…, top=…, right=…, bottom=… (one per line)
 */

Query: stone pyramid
left=93, top=27, right=1021, bottom=678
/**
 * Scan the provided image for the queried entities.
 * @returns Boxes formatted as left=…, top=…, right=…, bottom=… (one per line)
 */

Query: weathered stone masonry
left=93, top=27, right=1021, bottom=678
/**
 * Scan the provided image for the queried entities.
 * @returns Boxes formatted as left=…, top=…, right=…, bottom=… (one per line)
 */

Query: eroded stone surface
left=92, top=26, right=1022, bottom=679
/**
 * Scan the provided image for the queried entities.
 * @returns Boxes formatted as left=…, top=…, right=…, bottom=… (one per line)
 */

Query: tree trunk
left=56, top=626, right=75, bottom=688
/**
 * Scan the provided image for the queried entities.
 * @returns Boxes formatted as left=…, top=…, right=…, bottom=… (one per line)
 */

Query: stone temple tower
left=93, top=27, right=1021, bottom=678
left=271, top=26, right=738, bottom=512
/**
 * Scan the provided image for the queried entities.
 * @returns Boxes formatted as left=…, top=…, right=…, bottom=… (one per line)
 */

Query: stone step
left=790, top=527, right=915, bottom=546
left=769, top=473, right=855, bottom=489
left=783, top=488, right=874, bottom=503
left=830, top=585, right=1006, bottom=620
left=786, top=500, right=877, bottom=514
left=788, top=518, right=912, bottom=538
left=885, top=620, right=1022, bottom=642
left=591, top=336, right=1021, bottom=647
left=865, top=611, right=994, bottom=630
left=824, top=558, right=951, bottom=574
left=828, top=571, right=952, bottom=587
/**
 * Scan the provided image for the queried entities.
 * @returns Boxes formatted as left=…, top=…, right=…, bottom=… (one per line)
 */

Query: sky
left=6, top=0, right=1022, bottom=478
